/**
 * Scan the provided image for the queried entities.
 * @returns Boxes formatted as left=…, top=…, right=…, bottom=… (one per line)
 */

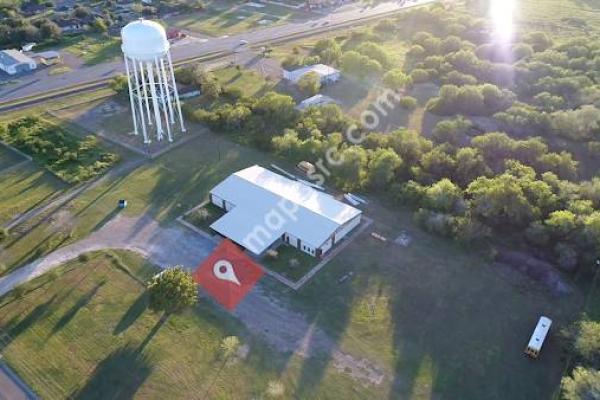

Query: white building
left=283, top=64, right=340, bottom=84
left=0, top=50, right=37, bottom=75
left=296, top=94, right=336, bottom=110
left=209, top=165, right=362, bottom=257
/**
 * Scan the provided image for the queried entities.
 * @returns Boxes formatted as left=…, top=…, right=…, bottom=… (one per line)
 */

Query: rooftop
left=0, top=50, right=35, bottom=67
left=209, top=165, right=361, bottom=254
left=284, top=64, right=339, bottom=83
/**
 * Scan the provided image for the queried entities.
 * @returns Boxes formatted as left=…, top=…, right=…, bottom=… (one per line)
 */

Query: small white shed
left=283, top=64, right=340, bottom=84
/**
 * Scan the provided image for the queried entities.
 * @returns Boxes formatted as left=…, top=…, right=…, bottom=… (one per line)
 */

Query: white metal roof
left=527, top=316, right=552, bottom=351
left=284, top=64, right=339, bottom=83
left=0, top=49, right=35, bottom=67
left=210, top=165, right=361, bottom=254
left=296, top=94, right=336, bottom=110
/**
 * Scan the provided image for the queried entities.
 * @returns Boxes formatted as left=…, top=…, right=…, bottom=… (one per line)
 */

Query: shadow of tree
left=71, top=345, right=152, bottom=400
left=113, top=292, right=149, bottom=335
left=50, top=281, right=105, bottom=336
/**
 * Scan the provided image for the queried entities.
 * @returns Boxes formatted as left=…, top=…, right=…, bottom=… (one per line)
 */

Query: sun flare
left=490, top=0, right=517, bottom=44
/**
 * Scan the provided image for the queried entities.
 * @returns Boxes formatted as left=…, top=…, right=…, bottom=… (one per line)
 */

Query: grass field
left=0, top=250, right=375, bottom=399
left=166, top=3, right=306, bottom=37
left=0, top=143, right=26, bottom=171
left=0, top=251, right=279, bottom=399
left=518, top=0, right=600, bottom=36
left=58, top=34, right=121, bottom=65
left=0, top=163, right=66, bottom=227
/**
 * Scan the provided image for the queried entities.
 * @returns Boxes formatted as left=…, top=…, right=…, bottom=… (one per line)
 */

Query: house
left=296, top=94, right=336, bottom=110
left=283, top=64, right=340, bottom=84
left=0, top=50, right=37, bottom=75
left=32, top=51, right=61, bottom=65
left=208, top=165, right=362, bottom=257
left=54, top=18, right=87, bottom=33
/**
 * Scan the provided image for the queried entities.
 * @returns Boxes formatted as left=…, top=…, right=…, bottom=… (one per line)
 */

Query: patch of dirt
left=495, top=249, right=573, bottom=296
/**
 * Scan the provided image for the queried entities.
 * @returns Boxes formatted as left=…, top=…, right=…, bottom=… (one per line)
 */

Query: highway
left=0, top=0, right=433, bottom=106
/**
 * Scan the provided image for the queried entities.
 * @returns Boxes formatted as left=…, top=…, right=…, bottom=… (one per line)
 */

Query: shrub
left=78, top=253, right=90, bottom=262
left=399, top=96, right=418, bottom=110
left=0, top=228, right=8, bottom=243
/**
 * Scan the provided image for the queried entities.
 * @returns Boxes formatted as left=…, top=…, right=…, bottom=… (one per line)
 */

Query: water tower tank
left=121, top=19, right=169, bottom=61
left=120, top=19, right=186, bottom=144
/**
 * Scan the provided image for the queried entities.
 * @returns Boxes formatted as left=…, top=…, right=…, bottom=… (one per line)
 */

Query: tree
left=0, top=228, right=8, bottom=243
left=333, top=146, right=368, bottom=190
left=297, top=71, right=321, bottom=96
left=109, top=74, right=128, bottom=94
left=92, top=17, right=107, bottom=33
left=399, top=96, right=418, bottom=110
left=574, top=320, right=600, bottom=367
left=147, top=267, right=198, bottom=314
left=424, top=178, right=463, bottom=213
left=432, top=117, right=471, bottom=146
left=524, top=31, right=553, bottom=52
left=562, top=367, right=600, bottom=400
left=382, top=68, right=411, bottom=89
left=367, top=147, right=402, bottom=190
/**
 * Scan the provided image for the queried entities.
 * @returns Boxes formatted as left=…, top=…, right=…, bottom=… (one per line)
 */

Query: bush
left=0, top=228, right=8, bottom=243
left=78, top=253, right=90, bottom=262
left=399, top=96, right=418, bottom=110
left=297, top=72, right=321, bottom=96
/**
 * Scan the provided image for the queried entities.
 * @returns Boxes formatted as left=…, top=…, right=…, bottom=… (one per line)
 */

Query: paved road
left=0, top=214, right=385, bottom=387
left=0, top=0, right=432, bottom=104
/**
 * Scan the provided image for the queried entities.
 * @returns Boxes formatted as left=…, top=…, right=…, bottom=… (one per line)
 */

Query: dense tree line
left=0, top=117, right=118, bottom=183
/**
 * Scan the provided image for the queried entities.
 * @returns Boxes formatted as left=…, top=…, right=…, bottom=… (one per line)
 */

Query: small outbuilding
left=296, top=94, right=336, bottom=110
left=283, top=64, right=340, bottom=84
left=33, top=51, right=61, bottom=65
left=0, top=50, right=37, bottom=75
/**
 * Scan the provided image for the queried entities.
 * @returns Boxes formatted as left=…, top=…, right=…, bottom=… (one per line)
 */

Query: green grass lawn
left=0, top=251, right=285, bottom=399
left=58, top=34, right=121, bottom=65
left=166, top=3, right=304, bottom=37
left=183, top=202, right=225, bottom=232
left=261, top=244, right=318, bottom=282
left=0, top=143, right=26, bottom=171
left=0, top=163, right=67, bottom=226
left=518, top=0, right=600, bottom=36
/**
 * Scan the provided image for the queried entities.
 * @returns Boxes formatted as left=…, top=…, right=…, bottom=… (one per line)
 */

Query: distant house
left=283, top=64, right=340, bottom=85
left=296, top=94, right=336, bottom=110
left=21, top=2, right=47, bottom=16
left=0, top=50, right=37, bottom=75
left=33, top=51, right=61, bottom=65
left=54, top=18, right=87, bottom=33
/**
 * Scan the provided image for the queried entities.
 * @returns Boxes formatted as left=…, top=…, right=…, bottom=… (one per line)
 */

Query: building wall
left=0, top=64, right=16, bottom=75
left=210, top=193, right=224, bottom=208
left=333, top=214, right=362, bottom=243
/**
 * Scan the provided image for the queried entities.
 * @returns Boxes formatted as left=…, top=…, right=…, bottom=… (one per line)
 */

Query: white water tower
left=121, top=19, right=186, bottom=144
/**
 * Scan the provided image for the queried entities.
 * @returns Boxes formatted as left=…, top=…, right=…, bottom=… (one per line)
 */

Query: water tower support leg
left=124, top=56, right=138, bottom=136
left=132, top=59, right=150, bottom=144
left=155, top=57, right=173, bottom=142
left=167, top=52, right=186, bottom=133
left=146, top=62, right=164, bottom=141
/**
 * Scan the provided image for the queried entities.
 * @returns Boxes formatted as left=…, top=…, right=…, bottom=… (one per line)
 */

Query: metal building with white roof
left=0, top=49, right=37, bottom=75
left=283, top=64, right=340, bottom=84
left=209, top=165, right=362, bottom=257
